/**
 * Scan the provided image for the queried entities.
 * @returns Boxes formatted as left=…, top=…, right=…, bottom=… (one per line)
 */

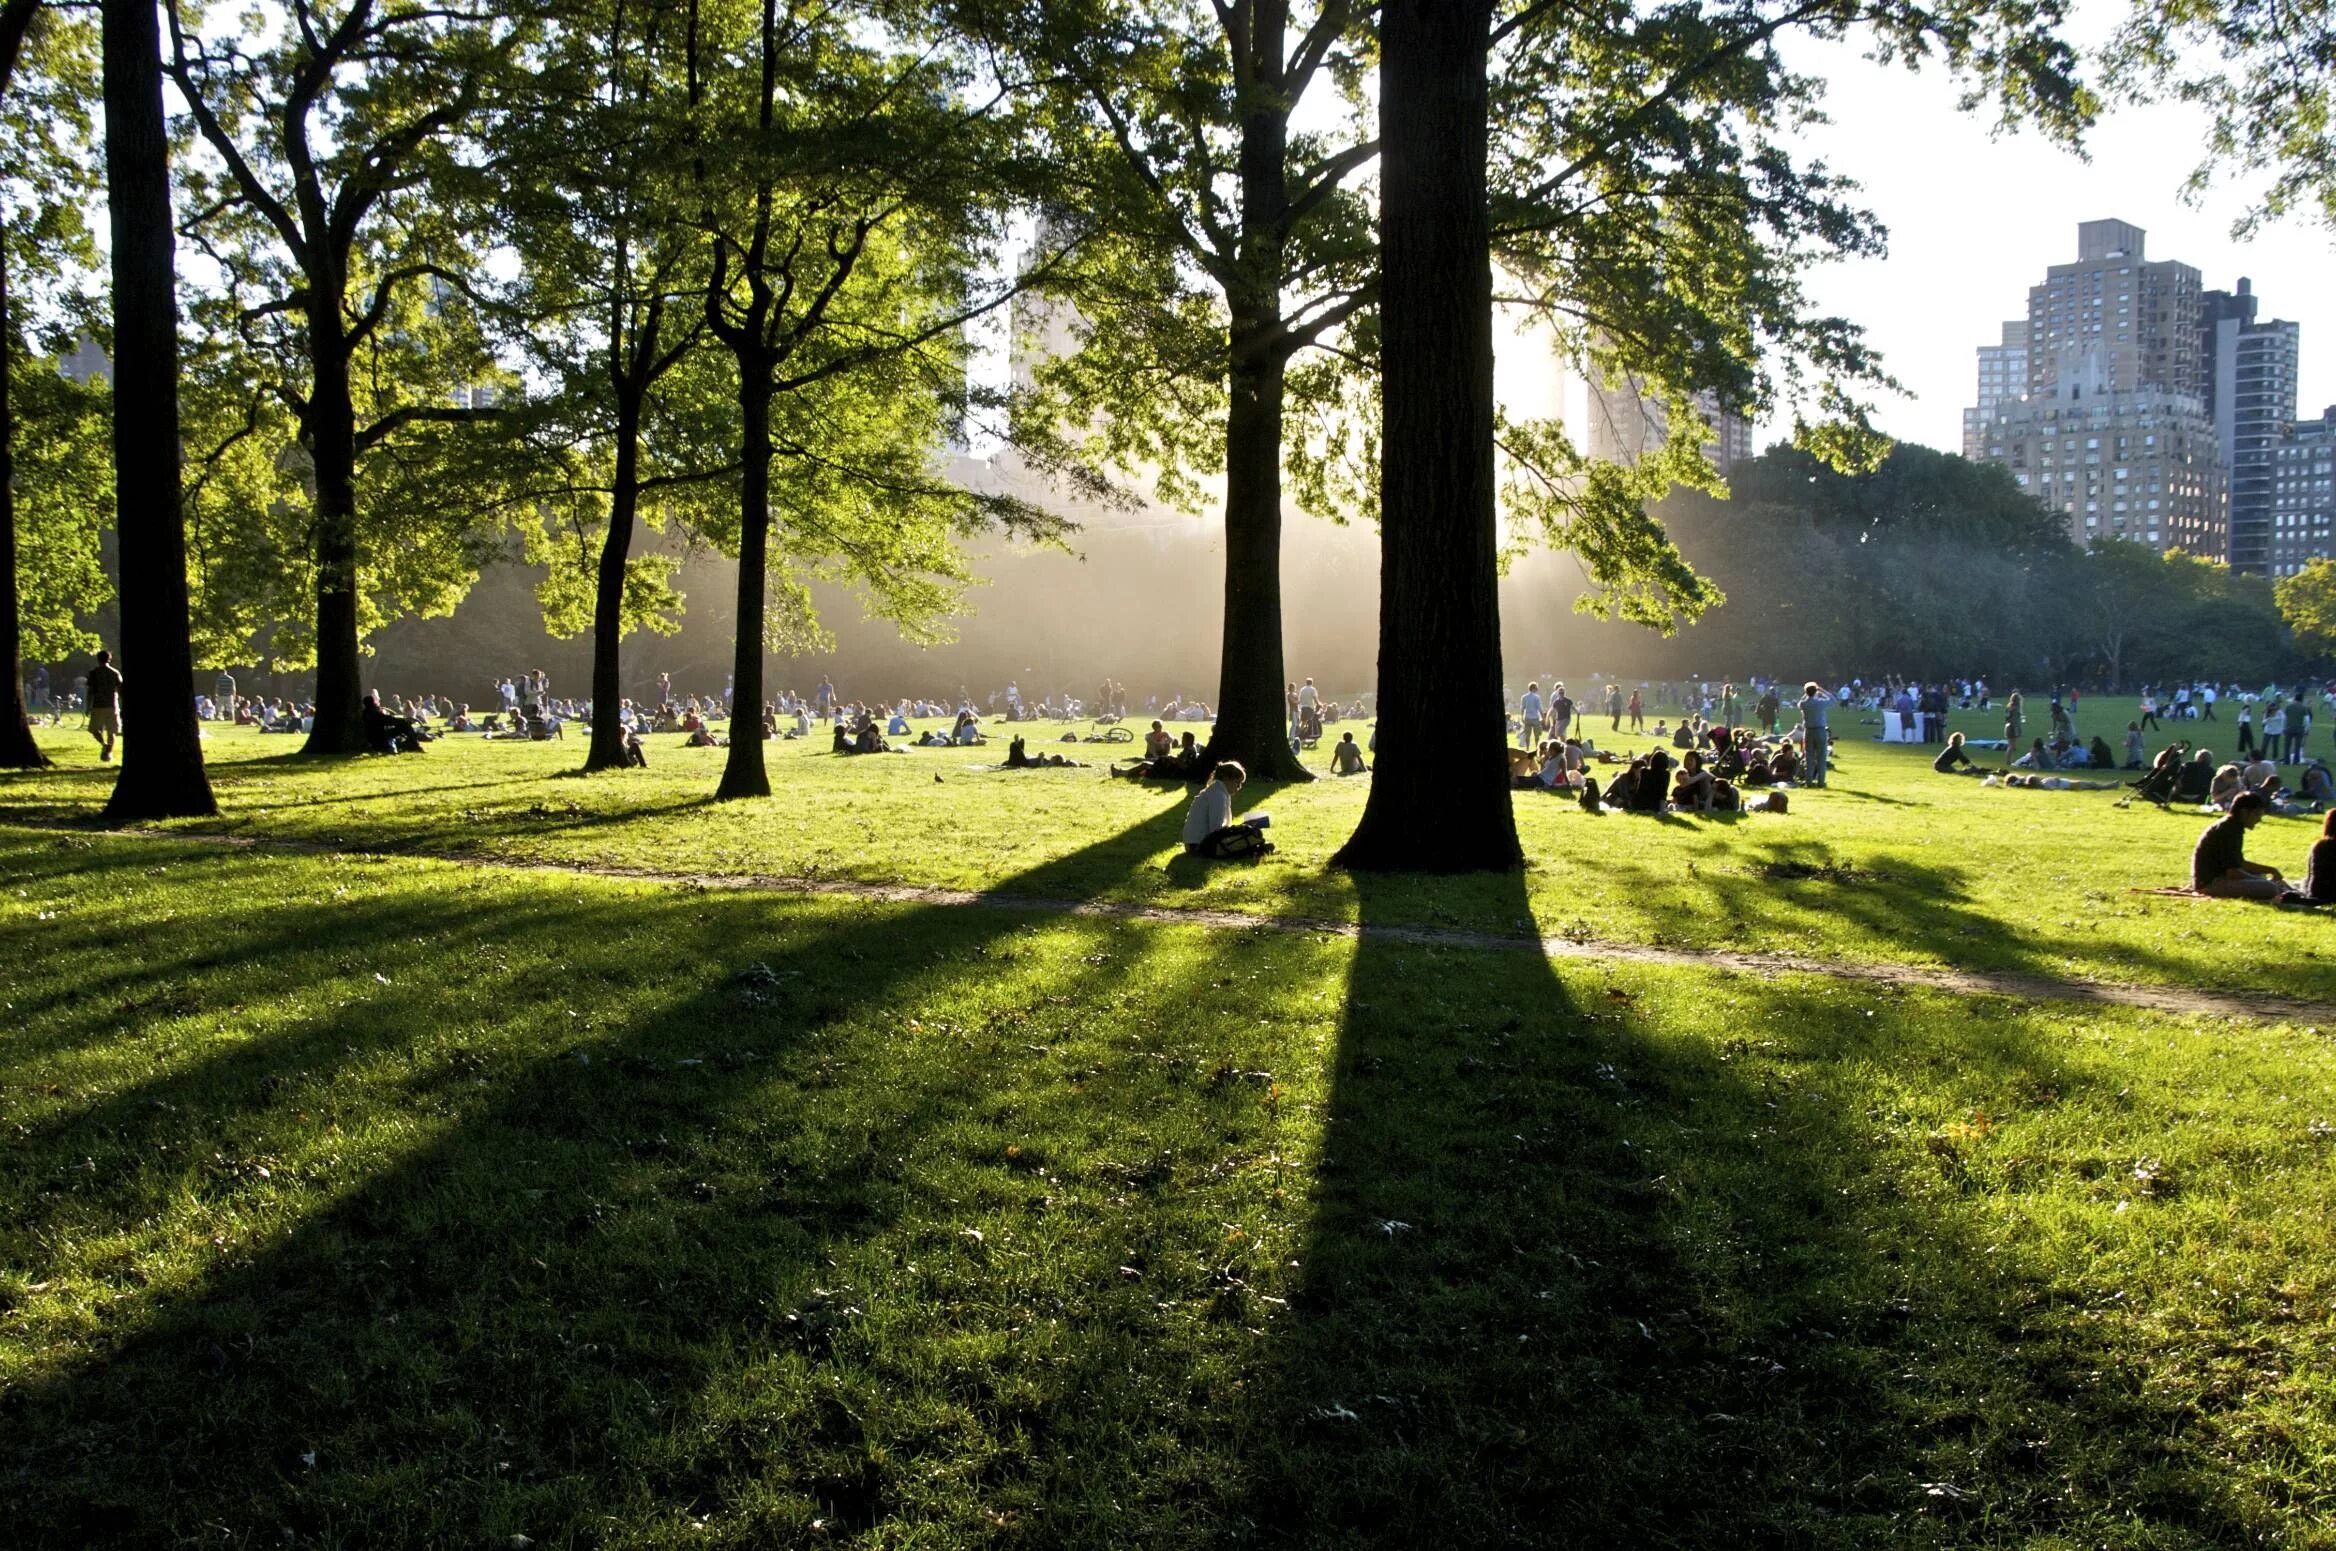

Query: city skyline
left=1765, top=19, right=2336, bottom=457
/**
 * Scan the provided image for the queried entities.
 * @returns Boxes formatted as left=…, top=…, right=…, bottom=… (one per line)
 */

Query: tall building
left=1961, top=321, right=2027, bottom=459
left=2202, top=279, right=2301, bottom=574
left=2269, top=406, right=2336, bottom=576
left=1970, top=221, right=2226, bottom=557
left=1586, top=374, right=1753, bottom=480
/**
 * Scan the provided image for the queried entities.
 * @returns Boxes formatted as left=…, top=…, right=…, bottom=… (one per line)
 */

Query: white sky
left=1763, top=14, right=2336, bottom=451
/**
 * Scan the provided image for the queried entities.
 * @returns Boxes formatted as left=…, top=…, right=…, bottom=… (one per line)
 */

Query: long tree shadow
left=0, top=800, right=1255, bottom=1544
left=1244, top=867, right=2275, bottom=1546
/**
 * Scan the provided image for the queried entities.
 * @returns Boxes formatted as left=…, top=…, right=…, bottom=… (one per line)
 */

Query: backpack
left=1578, top=775, right=1603, bottom=813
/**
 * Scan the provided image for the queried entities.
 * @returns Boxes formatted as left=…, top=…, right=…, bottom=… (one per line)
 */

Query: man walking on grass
left=86, top=649, right=122, bottom=763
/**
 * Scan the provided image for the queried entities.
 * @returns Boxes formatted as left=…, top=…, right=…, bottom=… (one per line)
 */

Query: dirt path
left=14, top=820, right=2328, bottom=1025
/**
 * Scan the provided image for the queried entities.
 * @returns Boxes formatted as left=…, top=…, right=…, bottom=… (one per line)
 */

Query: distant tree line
left=1623, top=445, right=2308, bottom=691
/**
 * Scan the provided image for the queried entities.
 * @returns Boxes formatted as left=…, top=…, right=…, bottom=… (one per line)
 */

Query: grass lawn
left=6, top=699, right=2335, bottom=1001
left=3, top=779, right=2335, bottom=1543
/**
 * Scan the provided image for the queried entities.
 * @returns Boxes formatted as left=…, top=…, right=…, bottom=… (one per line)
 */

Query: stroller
left=2116, top=741, right=2192, bottom=808
left=1294, top=703, right=1324, bottom=749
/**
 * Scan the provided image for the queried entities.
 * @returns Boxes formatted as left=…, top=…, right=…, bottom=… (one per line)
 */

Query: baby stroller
left=1294, top=704, right=1324, bottom=749
left=2115, top=740, right=2192, bottom=808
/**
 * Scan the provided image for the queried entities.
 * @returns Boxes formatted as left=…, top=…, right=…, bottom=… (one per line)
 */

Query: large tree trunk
left=0, top=0, right=47, bottom=768
left=100, top=0, right=215, bottom=819
left=1203, top=3, right=1308, bottom=783
left=716, top=368, right=772, bottom=799
left=1205, top=339, right=1310, bottom=781
left=584, top=394, right=644, bottom=772
left=300, top=343, right=367, bottom=755
left=0, top=212, right=46, bottom=768
left=1333, top=0, right=1514, bottom=872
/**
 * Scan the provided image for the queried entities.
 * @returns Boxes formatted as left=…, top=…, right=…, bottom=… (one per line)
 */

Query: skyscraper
left=1585, top=374, right=1753, bottom=480
left=1961, top=320, right=2027, bottom=459
left=1969, top=221, right=2226, bottom=557
left=2269, top=406, right=2336, bottom=576
left=2202, top=279, right=2301, bottom=574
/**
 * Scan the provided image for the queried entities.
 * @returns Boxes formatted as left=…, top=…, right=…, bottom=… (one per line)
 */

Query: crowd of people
left=39, top=647, right=2336, bottom=899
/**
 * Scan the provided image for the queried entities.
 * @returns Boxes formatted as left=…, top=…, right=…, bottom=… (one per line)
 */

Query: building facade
left=2202, top=279, right=2301, bottom=574
left=1961, top=320, right=2028, bottom=459
left=2269, top=407, right=2336, bottom=576
left=1970, top=221, right=2228, bottom=558
left=1586, top=376, right=1753, bottom=480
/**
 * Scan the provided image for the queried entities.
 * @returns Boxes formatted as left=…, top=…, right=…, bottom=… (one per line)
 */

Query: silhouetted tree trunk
left=101, top=0, right=215, bottom=818
left=716, top=367, right=772, bottom=799
left=299, top=330, right=367, bottom=755
left=1204, top=9, right=1309, bottom=784
left=585, top=393, right=645, bottom=772
left=0, top=0, right=48, bottom=768
left=1334, top=0, right=1514, bottom=872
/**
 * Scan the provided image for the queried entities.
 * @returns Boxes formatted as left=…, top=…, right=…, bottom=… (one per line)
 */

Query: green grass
left=6, top=701, right=2333, bottom=1001
left=3, top=814, right=2334, bottom=1546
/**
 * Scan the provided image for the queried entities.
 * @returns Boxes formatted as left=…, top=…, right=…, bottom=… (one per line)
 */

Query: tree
left=500, top=0, right=728, bottom=772
left=0, top=0, right=100, bottom=767
left=690, top=0, right=1063, bottom=801
left=167, top=0, right=524, bottom=754
left=2277, top=556, right=2336, bottom=659
left=1334, top=0, right=1516, bottom=870
left=2108, top=0, right=2336, bottom=235
left=101, top=0, right=215, bottom=818
left=1342, top=0, right=2088, bottom=870
left=958, top=0, right=1380, bottom=781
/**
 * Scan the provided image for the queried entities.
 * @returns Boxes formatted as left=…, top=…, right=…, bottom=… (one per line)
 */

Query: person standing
left=2200, top=683, right=2219, bottom=720
left=213, top=668, right=237, bottom=722
left=1798, top=680, right=1832, bottom=787
left=1552, top=683, right=1575, bottom=742
left=2236, top=702, right=2256, bottom=758
left=1518, top=681, right=1544, bottom=749
left=2003, top=690, right=2023, bottom=757
left=1606, top=682, right=1623, bottom=731
left=2287, top=696, right=2312, bottom=764
left=86, top=650, right=123, bottom=762
left=1627, top=688, right=1644, bottom=732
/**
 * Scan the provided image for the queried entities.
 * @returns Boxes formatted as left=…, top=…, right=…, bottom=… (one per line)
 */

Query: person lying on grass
left=1992, top=772, right=2121, bottom=790
left=1004, top=736, right=1081, bottom=769
left=2193, top=791, right=2286, bottom=899
left=1182, top=761, right=1273, bottom=858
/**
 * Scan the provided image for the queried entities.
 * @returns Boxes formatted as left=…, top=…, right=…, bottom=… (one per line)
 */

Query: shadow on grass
left=1243, top=868, right=2267, bottom=1546
left=0, top=805, right=1249, bottom=1544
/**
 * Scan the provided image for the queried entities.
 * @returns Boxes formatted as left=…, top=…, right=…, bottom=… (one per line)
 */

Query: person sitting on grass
left=361, top=690, right=428, bottom=754
left=2193, top=791, right=2285, bottom=899
left=2208, top=762, right=2250, bottom=810
left=686, top=723, right=725, bottom=748
left=1933, top=731, right=1978, bottom=774
left=1766, top=741, right=1799, bottom=783
left=852, top=717, right=889, bottom=754
left=2087, top=734, right=2117, bottom=771
left=2011, top=737, right=2055, bottom=771
left=1142, top=721, right=1173, bottom=762
left=1331, top=731, right=1368, bottom=776
left=1671, top=749, right=1716, bottom=813
left=1182, top=761, right=1272, bottom=858
left=2303, top=810, right=2336, bottom=903
left=620, top=725, right=648, bottom=768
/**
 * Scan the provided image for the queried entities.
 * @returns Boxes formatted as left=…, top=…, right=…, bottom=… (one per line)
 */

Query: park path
left=12, top=819, right=2328, bottom=1026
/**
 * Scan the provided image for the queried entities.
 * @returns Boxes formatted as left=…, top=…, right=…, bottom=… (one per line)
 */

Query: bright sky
left=1766, top=12, right=2336, bottom=452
